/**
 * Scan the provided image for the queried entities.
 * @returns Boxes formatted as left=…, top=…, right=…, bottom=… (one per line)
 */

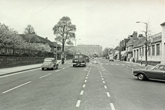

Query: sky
left=1, top=0, right=165, bottom=49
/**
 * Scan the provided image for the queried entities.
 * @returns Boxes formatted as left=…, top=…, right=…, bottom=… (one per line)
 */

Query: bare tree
left=24, top=25, right=36, bottom=34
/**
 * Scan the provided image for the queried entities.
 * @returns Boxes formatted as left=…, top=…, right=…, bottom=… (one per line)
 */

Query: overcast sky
left=1, top=0, right=165, bottom=49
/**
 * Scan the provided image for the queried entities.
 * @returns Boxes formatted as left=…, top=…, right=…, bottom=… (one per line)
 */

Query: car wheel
left=42, top=68, right=44, bottom=71
left=137, top=73, right=146, bottom=81
left=56, top=65, right=58, bottom=69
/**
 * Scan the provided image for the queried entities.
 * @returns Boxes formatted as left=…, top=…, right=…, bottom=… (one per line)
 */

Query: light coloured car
left=41, top=58, right=58, bottom=70
left=132, top=64, right=165, bottom=81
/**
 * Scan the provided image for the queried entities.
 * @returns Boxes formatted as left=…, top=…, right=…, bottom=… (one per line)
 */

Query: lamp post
left=136, top=21, right=148, bottom=66
left=74, top=38, right=81, bottom=53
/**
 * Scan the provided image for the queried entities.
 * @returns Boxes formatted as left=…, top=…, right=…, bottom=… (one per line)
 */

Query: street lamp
left=136, top=21, right=148, bottom=66
left=74, top=38, right=81, bottom=53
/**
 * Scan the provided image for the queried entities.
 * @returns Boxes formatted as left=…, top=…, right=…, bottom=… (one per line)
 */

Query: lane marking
left=110, top=103, right=116, bottom=110
left=86, top=77, right=88, bottom=79
left=80, top=90, right=84, bottom=95
left=102, top=78, right=104, bottom=80
left=103, top=81, right=105, bottom=84
left=39, top=73, right=52, bottom=78
left=2, top=81, right=31, bottom=94
left=104, top=85, right=107, bottom=89
left=55, top=70, right=60, bottom=72
left=106, top=92, right=110, bottom=97
left=76, top=100, right=81, bottom=107
left=85, top=80, right=87, bottom=83
left=83, top=84, right=86, bottom=88
left=87, top=74, right=88, bottom=77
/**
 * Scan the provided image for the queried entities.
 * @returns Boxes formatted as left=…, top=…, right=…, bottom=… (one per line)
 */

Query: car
left=109, top=58, right=114, bottom=61
left=41, top=58, right=58, bottom=70
left=72, top=54, right=86, bottom=67
left=132, top=64, right=165, bottom=81
left=92, top=58, right=98, bottom=64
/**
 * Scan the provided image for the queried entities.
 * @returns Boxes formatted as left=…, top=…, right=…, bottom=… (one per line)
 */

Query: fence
left=0, top=56, right=45, bottom=68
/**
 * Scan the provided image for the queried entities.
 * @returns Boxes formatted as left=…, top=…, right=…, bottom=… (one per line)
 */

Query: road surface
left=0, top=58, right=164, bottom=110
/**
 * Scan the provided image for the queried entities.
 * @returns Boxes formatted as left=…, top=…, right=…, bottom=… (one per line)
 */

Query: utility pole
left=136, top=21, right=148, bottom=66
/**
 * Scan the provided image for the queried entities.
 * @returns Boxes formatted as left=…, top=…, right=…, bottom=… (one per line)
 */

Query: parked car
left=72, top=54, right=86, bottom=67
left=132, top=64, right=165, bottom=81
left=41, top=58, right=58, bottom=70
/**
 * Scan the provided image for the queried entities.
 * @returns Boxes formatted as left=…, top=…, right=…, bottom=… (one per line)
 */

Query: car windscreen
left=79, top=55, right=83, bottom=58
left=44, top=59, right=54, bottom=62
left=74, top=55, right=78, bottom=58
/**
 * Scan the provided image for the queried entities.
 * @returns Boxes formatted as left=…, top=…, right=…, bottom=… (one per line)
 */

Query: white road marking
left=76, top=100, right=81, bottom=107
left=106, top=92, right=110, bottom=97
left=55, top=70, right=60, bottom=72
left=104, top=85, right=107, bottom=89
left=110, top=103, right=116, bottom=110
left=102, top=78, right=104, bottom=80
left=2, top=81, right=31, bottom=94
left=87, top=74, right=88, bottom=77
left=85, top=80, right=87, bottom=83
left=103, top=81, right=105, bottom=84
left=80, top=90, right=84, bottom=95
left=39, top=73, right=51, bottom=79
left=86, top=77, right=88, bottom=79
left=83, top=84, right=86, bottom=88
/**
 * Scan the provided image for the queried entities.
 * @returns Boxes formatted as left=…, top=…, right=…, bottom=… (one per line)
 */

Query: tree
left=53, top=16, right=76, bottom=64
left=24, top=25, right=36, bottom=34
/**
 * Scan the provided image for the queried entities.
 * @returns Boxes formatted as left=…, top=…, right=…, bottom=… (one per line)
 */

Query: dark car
left=41, top=58, right=58, bottom=70
left=72, top=54, right=86, bottom=67
left=132, top=64, right=165, bottom=81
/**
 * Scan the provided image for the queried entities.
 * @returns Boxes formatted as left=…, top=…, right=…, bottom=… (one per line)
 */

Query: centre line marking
left=104, top=85, right=107, bottom=89
left=102, top=78, right=104, bottom=80
left=83, top=84, right=86, bottom=88
left=110, top=103, right=116, bottom=110
left=40, top=73, right=51, bottom=78
left=80, top=90, right=84, bottom=95
left=103, top=81, right=105, bottom=84
left=106, top=92, right=110, bottom=97
left=86, top=77, right=88, bottom=79
left=76, top=100, right=81, bottom=107
left=85, top=80, right=87, bottom=83
left=2, top=81, right=31, bottom=94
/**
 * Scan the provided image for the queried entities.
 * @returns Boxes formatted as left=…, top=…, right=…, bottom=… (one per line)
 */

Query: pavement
left=0, top=60, right=71, bottom=76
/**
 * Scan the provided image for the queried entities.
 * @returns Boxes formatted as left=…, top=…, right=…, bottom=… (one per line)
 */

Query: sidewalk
left=0, top=60, right=71, bottom=76
left=123, top=61, right=154, bottom=68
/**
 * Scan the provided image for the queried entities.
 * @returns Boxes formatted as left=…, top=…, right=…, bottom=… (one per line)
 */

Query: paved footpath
left=0, top=60, right=72, bottom=76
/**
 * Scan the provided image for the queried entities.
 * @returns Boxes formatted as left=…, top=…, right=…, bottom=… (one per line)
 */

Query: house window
left=156, top=44, right=160, bottom=56
left=142, top=47, right=144, bottom=56
left=148, top=46, right=150, bottom=56
left=152, top=45, right=155, bottom=56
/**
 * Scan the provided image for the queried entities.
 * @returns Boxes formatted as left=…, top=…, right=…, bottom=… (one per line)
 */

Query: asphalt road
left=0, top=58, right=165, bottom=110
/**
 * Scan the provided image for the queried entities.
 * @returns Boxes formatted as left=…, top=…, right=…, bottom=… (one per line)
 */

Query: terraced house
left=133, top=22, right=165, bottom=65
left=133, top=33, right=162, bottom=65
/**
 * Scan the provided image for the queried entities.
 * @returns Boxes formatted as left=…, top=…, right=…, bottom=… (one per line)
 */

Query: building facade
left=133, top=32, right=162, bottom=64
left=76, top=45, right=102, bottom=56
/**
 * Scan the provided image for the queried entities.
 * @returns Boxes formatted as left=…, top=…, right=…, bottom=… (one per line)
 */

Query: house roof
left=133, top=37, right=146, bottom=48
left=19, top=34, right=54, bottom=47
left=126, top=37, right=138, bottom=47
left=51, top=42, right=61, bottom=47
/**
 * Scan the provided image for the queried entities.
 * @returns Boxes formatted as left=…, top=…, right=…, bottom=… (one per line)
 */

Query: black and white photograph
left=0, top=0, right=165, bottom=110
